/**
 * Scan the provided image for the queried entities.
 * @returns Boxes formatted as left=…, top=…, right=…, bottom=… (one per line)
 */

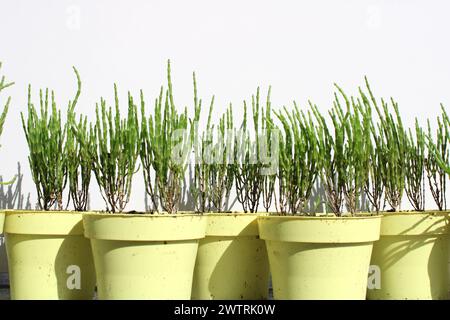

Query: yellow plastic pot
left=0, top=210, right=4, bottom=234
left=4, top=210, right=96, bottom=300
left=191, top=213, right=270, bottom=300
left=0, top=211, right=6, bottom=275
left=83, top=212, right=206, bottom=300
left=367, top=212, right=449, bottom=300
left=258, top=215, right=381, bottom=300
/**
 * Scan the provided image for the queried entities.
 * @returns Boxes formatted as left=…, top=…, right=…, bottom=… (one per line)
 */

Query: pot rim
left=4, top=210, right=84, bottom=235
left=83, top=212, right=207, bottom=241
left=83, top=211, right=204, bottom=218
left=258, top=214, right=382, bottom=243
left=259, top=213, right=382, bottom=220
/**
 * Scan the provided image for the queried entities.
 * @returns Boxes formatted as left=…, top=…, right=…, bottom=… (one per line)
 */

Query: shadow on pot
left=55, top=220, right=96, bottom=300
left=192, top=217, right=270, bottom=300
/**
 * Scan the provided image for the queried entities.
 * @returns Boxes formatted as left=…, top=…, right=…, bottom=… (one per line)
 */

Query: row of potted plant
left=0, top=61, right=449, bottom=299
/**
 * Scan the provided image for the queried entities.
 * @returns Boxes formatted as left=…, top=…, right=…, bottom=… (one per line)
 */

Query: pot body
left=191, top=213, right=270, bottom=300
left=259, top=215, right=381, bottom=300
left=0, top=211, right=6, bottom=277
left=5, top=210, right=96, bottom=300
left=367, top=212, right=449, bottom=300
left=83, top=212, right=206, bottom=300
left=0, top=211, right=4, bottom=234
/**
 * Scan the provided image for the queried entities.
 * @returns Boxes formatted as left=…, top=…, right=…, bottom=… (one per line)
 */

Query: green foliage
left=404, top=120, right=426, bottom=211
left=429, top=106, right=450, bottom=177
left=0, top=62, right=13, bottom=142
left=20, top=61, right=450, bottom=216
left=275, top=103, right=319, bottom=214
left=190, top=72, right=235, bottom=213
left=374, top=96, right=407, bottom=212
left=21, top=78, right=72, bottom=210
left=0, top=62, right=16, bottom=186
left=426, top=106, right=449, bottom=210
left=191, top=94, right=234, bottom=212
left=232, top=88, right=274, bottom=213
left=358, top=78, right=385, bottom=213
left=190, top=73, right=213, bottom=212
left=208, top=106, right=234, bottom=211
left=65, top=68, right=95, bottom=211
left=140, top=60, right=197, bottom=214
left=312, top=105, right=344, bottom=214
left=67, top=114, right=94, bottom=211
left=339, top=90, right=371, bottom=214
left=87, top=85, right=140, bottom=213
left=313, top=85, right=371, bottom=215
left=260, top=88, right=277, bottom=212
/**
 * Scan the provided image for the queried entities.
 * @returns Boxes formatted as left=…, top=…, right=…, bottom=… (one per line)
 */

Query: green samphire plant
left=67, top=111, right=94, bottom=211
left=0, top=62, right=15, bottom=186
left=140, top=60, right=198, bottom=214
left=339, top=92, right=371, bottom=214
left=191, top=72, right=214, bottom=212
left=85, top=85, right=140, bottom=213
left=66, top=69, right=94, bottom=211
left=191, top=73, right=234, bottom=213
left=312, top=102, right=344, bottom=215
left=0, top=63, right=13, bottom=143
left=233, top=87, right=275, bottom=213
left=261, top=89, right=277, bottom=212
left=428, top=105, right=450, bottom=177
left=404, top=120, right=426, bottom=211
left=358, top=78, right=385, bottom=213
left=206, top=106, right=234, bottom=212
left=21, top=68, right=82, bottom=210
left=275, top=103, right=319, bottom=214
left=312, top=85, right=371, bottom=216
left=374, top=95, right=407, bottom=212
left=425, top=105, right=448, bottom=210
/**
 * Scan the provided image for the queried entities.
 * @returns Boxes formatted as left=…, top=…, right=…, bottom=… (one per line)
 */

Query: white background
left=0, top=0, right=449, bottom=211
